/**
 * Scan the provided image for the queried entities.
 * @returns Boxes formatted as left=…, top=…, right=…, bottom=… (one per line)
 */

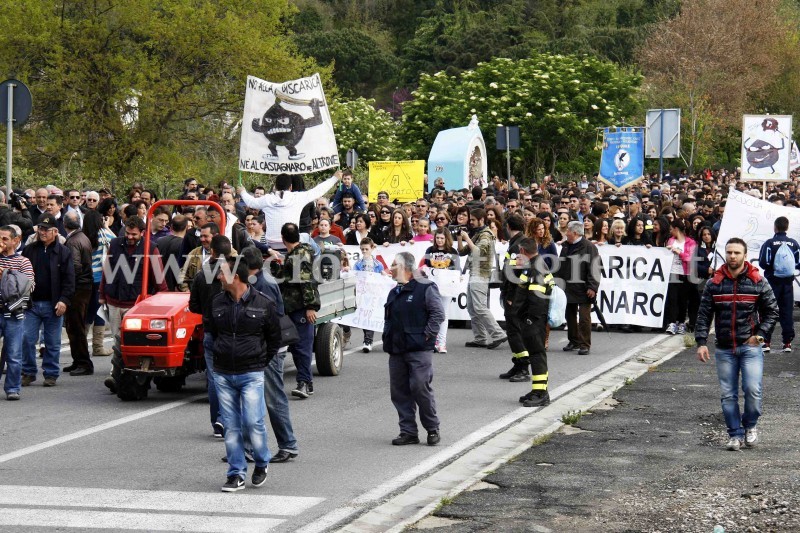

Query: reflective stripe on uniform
left=513, top=351, right=530, bottom=359
left=531, top=372, right=548, bottom=390
left=529, top=284, right=546, bottom=293
left=531, top=373, right=548, bottom=381
left=531, top=383, right=548, bottom=390
left=519, top=273, right=529, bottom=282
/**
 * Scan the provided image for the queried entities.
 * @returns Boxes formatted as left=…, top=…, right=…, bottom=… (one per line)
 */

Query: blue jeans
left=288, top=309, right=314, bottom=384
left=22, top=301, right=64, bottom=380
left=715, top=344, right=763, bottom=438
left=264, top=349, right=298, bottom=453
left=203, top=332, right=219, bottom=429
left=214, top=371, right=271, bottom=479
left=0, top=314, right=25, bottom=394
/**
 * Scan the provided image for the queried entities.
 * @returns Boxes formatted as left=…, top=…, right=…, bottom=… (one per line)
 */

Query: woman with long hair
left=526, top=218, right=558, bottom=268
left=653, top=216, right=672, bottom=247
left=345, top=213, right=372, bottom=246
left=424, top=228, right=460, bottom=353
left=623, top=218, right=653, bottom=247
left=82, top=209, right=116, bottom=357
left=592, top=217, right=610, bottom=245
left=96, top=197, right=121, bottom=235
left=695, top=225, right=717, bottom=291
left=665, top=218, right=698, bottom=335
left=413, top=217, right=434, bottom=242
left=246, top=215, right=268, bottom=245
left=384, top=208, right=413, bottom=245
left=583, top=214, right=597, bottom=241
left=371, top=205, right=392, bottom=245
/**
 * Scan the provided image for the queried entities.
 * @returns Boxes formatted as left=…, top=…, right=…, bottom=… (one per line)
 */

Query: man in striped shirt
left=0, top=225, right=35, bottom=401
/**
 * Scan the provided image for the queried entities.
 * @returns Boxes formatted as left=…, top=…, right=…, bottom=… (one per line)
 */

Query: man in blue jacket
left=757, top=216, right=800, bottom=352
left=331, top=169, right=366, bottom=214
left=383, top=252, right=445, bottom=447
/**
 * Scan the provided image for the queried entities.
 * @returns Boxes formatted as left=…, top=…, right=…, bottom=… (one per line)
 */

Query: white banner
left=335, top=241, right=674, bottom=331
left=594, top=244, right=672, bottom=327
left=716, top=187, right=800, bottom=300
left=741, top=115, right=793, bottom=182
left=239, top=74, right=339, bottom=175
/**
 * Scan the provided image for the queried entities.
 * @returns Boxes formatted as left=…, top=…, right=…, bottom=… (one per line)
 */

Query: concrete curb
left=336, top=334, right=688, bottom=533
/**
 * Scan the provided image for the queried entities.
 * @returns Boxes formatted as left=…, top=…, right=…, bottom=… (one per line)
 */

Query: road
left=0, top=325, right=660, bottom=532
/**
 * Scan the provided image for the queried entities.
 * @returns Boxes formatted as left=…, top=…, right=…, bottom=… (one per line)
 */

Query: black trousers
left=520, top=314, right=548, bottom=390
left=65, top=287, right=93, bottom=370
left=503, top=301, right=526, bottom=357
left=566, top=302, right=592, bottom=349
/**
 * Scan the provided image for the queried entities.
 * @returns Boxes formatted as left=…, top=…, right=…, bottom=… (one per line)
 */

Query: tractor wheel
left=117, top=372, right=151, bottom=401
left=314, top=322, right=343, bottom=376
left=154, top=376, right=185, bottom=393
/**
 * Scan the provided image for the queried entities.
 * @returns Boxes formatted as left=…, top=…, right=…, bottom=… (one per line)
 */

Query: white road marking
left=0, top=508, right=282, bottom=533
left=0, top=393, right=208, bottom=465
left=298, top=334, right=668, bottom=533
left=0, top=485, right=323, bottom=516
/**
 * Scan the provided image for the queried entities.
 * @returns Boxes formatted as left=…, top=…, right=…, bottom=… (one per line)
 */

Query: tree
left=0, top=0, right=317, bottom=191
left=639, top=0, right=799, bottom=171
left=329, top=97, right=410, bottom=163
left=401, top=54, right=642, bottom=178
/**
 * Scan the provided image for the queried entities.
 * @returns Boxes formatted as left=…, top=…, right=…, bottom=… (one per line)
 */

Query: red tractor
left=115, top=200, right=355, bottom=401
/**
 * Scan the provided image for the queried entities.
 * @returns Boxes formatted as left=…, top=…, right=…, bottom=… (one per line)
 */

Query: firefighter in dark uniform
left=514, top=237, right=555, bottom=407
left=498, top=214, right=529, bottom=382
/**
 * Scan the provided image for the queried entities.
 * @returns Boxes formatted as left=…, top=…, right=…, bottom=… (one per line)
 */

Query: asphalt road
left=0, top=325, right=660, bottom=532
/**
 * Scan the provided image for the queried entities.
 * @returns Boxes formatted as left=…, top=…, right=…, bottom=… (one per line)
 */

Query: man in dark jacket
left=62, top=212, right=95, bottom=376
left=757, top=216, right=800, bottom=352
left=21, top=214, right=75, bottom=387
left=207, top=256, right=282, bottom=492
left=556, top=220, right=601, bottom=355
left=384, top=252, right=445, bottom=447
left=696, top=238, right=779, bottom=451
left=514, top=238, right=555, bottom=407
left=188, top=234, right=233, bottom=438
left=498, top=214, right=529, bottom=382
left=99, top=216, right=167, bottom=391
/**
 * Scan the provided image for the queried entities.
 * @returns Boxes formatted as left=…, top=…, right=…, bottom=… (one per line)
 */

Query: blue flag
left=599, top=128, right=644, bottom=190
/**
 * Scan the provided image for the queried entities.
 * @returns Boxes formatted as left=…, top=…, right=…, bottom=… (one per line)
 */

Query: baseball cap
left=37, top=214, right=58, bottom=229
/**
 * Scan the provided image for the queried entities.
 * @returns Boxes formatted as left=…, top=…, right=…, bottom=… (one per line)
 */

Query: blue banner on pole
left=599, top=128, right=644, bottom=190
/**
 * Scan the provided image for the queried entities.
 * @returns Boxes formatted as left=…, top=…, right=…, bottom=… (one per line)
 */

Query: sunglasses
left=69, top=195, right=80, bottom=199
left=381, top=211, right=391, bottom=215
left=86, top=198, right=98, bottom=202
left=435, top=217, right=447, bottom=222
left=368, top=212, right=376, bottom=217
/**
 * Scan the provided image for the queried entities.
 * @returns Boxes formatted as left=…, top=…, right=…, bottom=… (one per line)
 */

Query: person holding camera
left=458, top=208, right=507, bottom=350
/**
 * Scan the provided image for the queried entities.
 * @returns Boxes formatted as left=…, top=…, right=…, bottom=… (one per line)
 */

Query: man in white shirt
left=238, top=173, right=339, bottom=250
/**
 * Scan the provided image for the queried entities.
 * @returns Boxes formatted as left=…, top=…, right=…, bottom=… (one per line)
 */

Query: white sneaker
left=783, top=343, right=792, bottom=353
left=763, top=343, right=771, bottom=353
left=438, top=344, right=447, bottom=354
left=726, top=437, right=743, bottom=451
left=362, top=343, right=372, bottom=353
left=676, top=323, right=686, bottom=335
left=666, top=323, right=677, bottom=335
left=745, top=427, right=759, bottom=447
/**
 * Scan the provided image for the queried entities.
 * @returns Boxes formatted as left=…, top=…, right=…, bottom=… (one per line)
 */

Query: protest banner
left=594, top=245, right=672, bottom=328
left=334, top=271, right=396, bottom=332
left=598, top=127, right=645, bottom=190
left=790, top=141, right=800, bottom=171
left=741, top=115, right=793, bottom=182
left=716, top=188, right=800, bottom=300
left=239, top=74, right=338, bottom=175
left=367, top=160, right=425, bottom=203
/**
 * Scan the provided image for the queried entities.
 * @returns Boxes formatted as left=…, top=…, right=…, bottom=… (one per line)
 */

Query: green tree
left=401, top=54, right=642, bottom=178
left=329, top=97, right=409, bottom=162
left=0, top=0, right=317, bottom=191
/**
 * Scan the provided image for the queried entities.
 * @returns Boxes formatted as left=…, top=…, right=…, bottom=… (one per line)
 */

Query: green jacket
left=276, top=243, right=321, bottom=314
left=461, top=226, right=496, bottom=280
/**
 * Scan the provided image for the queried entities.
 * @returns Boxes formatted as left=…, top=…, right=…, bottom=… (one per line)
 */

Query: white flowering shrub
left=329, top=97, right=412, bottom=164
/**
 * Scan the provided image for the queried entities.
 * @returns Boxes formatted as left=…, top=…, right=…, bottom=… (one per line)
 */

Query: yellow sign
left=368, top=160, right=425, bottom=203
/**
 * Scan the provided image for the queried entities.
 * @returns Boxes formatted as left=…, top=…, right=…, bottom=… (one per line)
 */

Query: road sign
left=496, top=126, right=519, bottom=150
left=0, top=79, right=32, bottom=126
left=346, top=148, right=358, bottom=169
left=645, top=109, right=680, bottom=159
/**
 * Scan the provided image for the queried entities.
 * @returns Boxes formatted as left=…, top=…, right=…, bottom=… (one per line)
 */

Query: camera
left=449, top=225, right=467, bottom=239
left=8, top=191, right=30, bottom=211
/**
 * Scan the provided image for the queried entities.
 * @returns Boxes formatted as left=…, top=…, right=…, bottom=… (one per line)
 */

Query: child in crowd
left=331, top=169, right=366, bottom=214
left=424, top=228, right=460, bottom=353
left=412, top=217, right=434, bottom=242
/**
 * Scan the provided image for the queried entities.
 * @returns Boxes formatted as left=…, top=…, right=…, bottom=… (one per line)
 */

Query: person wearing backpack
left=757, top=216, right=800, bottom=352
left=514, top=237, right=555, bottom=407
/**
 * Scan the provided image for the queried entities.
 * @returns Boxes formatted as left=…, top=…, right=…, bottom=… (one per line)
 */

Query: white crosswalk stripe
left=0, top=485, right=324, bottom=532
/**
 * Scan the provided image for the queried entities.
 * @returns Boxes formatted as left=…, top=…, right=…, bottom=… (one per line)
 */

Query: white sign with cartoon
left=741, top=115, right=793, bottom=182
left=239, top=73, right=339, bottom=175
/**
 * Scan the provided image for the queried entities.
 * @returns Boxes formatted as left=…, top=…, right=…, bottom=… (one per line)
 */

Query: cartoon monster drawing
left=252, top=98, right=323, bottom=161
left=743, top=117, right=785, bottom=173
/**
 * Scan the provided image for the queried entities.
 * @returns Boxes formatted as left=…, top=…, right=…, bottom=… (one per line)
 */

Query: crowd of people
left=0, top=164, right=797, bottom=488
